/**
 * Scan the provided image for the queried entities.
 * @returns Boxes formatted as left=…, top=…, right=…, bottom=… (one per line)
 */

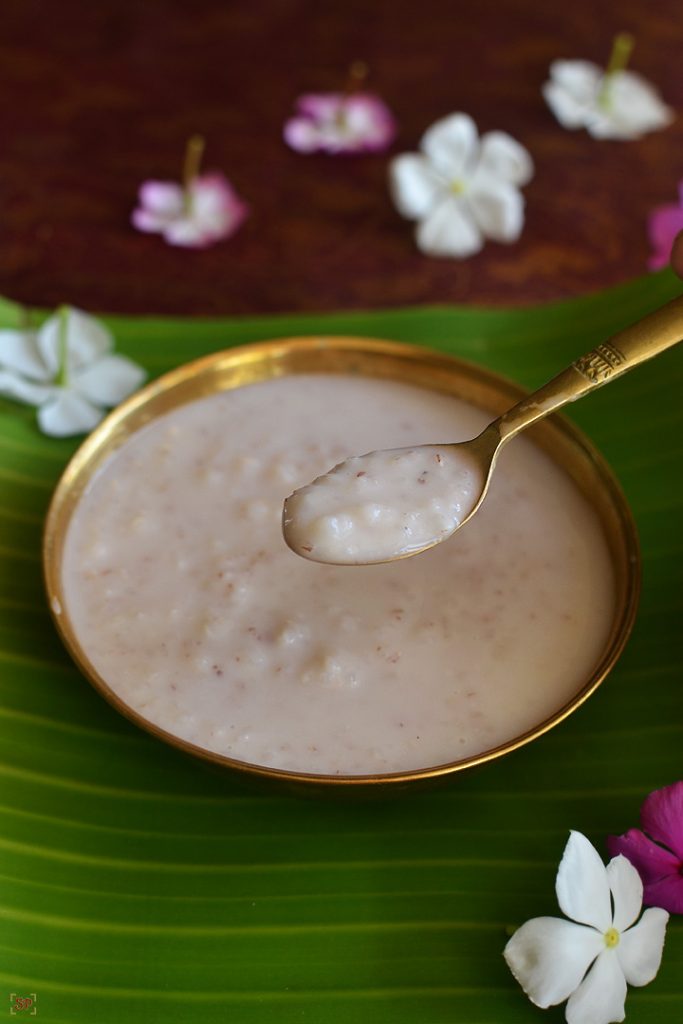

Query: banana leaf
left=0, top=271, right=681, bottom=1023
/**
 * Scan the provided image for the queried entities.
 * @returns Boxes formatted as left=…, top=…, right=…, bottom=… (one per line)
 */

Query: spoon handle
left=496, top=293, right=683, bottom=443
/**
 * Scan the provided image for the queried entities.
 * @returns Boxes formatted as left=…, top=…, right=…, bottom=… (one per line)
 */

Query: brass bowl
left=43, top=337, right=640, bottom=794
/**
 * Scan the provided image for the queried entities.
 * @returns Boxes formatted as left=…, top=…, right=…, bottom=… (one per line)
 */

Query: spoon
left=282, top=294, right=683, bottom=565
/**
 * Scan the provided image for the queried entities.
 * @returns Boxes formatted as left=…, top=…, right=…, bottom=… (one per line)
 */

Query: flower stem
left=183, top=134, right=205, bottom=214
left=599, top=32, right=634, bottom=108
left=344, top=60, right=368, bottom=96
left=56, top=305, right=69, bottom=388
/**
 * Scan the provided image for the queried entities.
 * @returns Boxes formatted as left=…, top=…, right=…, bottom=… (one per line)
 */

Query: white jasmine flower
left=504, top=831, right=669, bottom=1024
left=543, top=34, right=674, bottom=140
left=0, top=307, right=146, bottom=437
left=389, top=113, right=533, bottom=258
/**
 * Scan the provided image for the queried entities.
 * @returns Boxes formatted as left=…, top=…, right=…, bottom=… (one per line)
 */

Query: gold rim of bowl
left=43, top=337, right=641, bottom=792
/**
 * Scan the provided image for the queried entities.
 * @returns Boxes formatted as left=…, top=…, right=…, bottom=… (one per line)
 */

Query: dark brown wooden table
left=1, top=0, right=681, bottom=316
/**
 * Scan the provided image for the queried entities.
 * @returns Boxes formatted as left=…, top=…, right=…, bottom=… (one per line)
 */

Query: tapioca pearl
left=245, top=646, right=269, bottom=667
left=360, top=502, right=394, bottom=524
left=303, top=652, right=362, bottom=690
left=337, top=613, right=361, bottom=633
left=201, top=614, right=231, bottom=639
left=130, top=514, right=152, bottom=534
left=231, top=455, right=261, bottom=475
left=276, top=620, right=311, bottom=647
left=268, top=459, right=299, bottom=485
left=84, top=540, right=110, bottom=564
left=178, top=716, right=200, bottom=742
left=318, top=512, right=354, bottom=539
left=200, top=469, right=225, bottom=486
left=244, top=499, right=270, bottom=522
left=192, top=654, right=213, bottom=673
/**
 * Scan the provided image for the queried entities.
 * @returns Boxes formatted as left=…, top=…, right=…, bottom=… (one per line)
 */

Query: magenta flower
left=648, top=181, right=683, bottom=270
left=608, top=781, right=683, bottom=914
left=132, top=136, right=248, bottom=249
left=284, top=92, right=396, bottom=154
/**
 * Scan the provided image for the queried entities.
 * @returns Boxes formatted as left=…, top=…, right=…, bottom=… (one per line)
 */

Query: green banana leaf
left=1, top=272, right=681, bottom=1024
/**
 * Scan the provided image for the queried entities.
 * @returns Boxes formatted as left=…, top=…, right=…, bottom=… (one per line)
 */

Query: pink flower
left=284, top=92, right=396, bottom=154
left=648, top=181, right=683, bottom=270
left=132, top=173, right=248, bottom=249
left=608, top=781, right=683, bottom=914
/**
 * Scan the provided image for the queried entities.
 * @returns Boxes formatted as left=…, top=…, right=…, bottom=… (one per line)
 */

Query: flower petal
left=649, top=205, right=683, bottom=249
left=542, top=61, right=602, bottom=130
left=0, top=370, right=55, bottom=406
left=596, top=71, right=675, bottom=141
left=284, top=116, right=328, bottom=153
left=416, top=197, right=482, bottom=258
left=420, top=113, right=478, bottom=180
left=72, top=355, right=146, bottom=408
left=467, top=174, right=525, bottom=243
left=189, top=174, right=248, bottom=239
left=162, top=217, right=214, bottom=249
left=617, top=907, right=669, bottom=986
left=565, top=949, right=627, bottom=1024
left=643, top=874, right=683, bottom=915
left=607, top=828, right=680, bottom=886
left=295, top=93, right=345, bottom=122
left=556, top=831, right=612, bottom=932
left=550, top=60, right=602, bottom=101
left=0, top=330, right=51, bottom=381
left=132, top=208, right=174, bottom=233
left=38, top=308, right=113, bottom=378
left=138, top=181, right=185, bottom=218
left=648, top=206, right=683, bottom=270
left=542, top=81, right=594, bottom=130
left=343, top=94, right=397, bottom=151
left=606, top=855, right=643, bottom=932
left=37, top=391, right=104, bottom=437
left=640, top=781, right=683, bottom=859
left=478, top=131, right=534, bottom=186
left=504, top=916, right=603, bottom=1008
left=389, top=155, right=443, bottom=219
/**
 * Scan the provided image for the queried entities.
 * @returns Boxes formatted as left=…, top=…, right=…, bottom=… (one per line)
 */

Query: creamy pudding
left=283, top=444, right=485, bottom=564
left=61, top=374, right=615, bottom=776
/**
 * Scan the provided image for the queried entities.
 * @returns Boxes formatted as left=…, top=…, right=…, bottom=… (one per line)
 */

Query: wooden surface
left=0, top=0, right=681, bottom=316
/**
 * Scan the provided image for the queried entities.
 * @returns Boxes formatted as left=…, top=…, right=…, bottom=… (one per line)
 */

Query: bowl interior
left=43, top=337, right=640, bottom=792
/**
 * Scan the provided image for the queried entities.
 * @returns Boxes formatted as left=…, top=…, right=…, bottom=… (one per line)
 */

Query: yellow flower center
left=450, top=179, right=466, bottom=195
left=604, top=927, right=620, bottom=949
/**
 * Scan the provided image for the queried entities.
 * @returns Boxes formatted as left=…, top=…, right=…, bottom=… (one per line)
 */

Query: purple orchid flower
left=648, top=181, right=683, bottom=270
left=284, top=91, right=396, bottom=154
left=132, top=136, right=248, bottom=249
left=132, top=173, right=248, bottom=249
left=608, top=780, right=683, bottom=914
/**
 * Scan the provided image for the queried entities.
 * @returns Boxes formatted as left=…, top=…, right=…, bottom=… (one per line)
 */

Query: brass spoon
left=283, top=295, right=683, bottom=565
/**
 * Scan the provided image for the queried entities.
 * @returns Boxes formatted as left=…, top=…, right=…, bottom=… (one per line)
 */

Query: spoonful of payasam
left=282, top=294, right=683, bottom=566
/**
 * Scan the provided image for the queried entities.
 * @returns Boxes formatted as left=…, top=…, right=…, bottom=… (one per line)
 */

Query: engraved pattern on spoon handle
left=495, top=294, right=683, bottom=444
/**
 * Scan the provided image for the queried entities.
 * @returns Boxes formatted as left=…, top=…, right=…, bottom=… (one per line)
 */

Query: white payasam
left=283, top=445, right=484, bottom=564
left=61, top=374, right=615, bottom=776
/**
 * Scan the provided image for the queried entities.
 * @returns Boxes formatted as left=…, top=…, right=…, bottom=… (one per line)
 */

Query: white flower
left=389, top=113, right=533, bottom=259
left=0, top=307, right=146, bottom=437
left=504, top=831, right=669, bottom=1024
left=543, top=60, right=674, bottom=140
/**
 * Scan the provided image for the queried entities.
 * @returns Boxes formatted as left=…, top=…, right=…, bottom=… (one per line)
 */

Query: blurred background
left=0, top=0, right=680, bottom=315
